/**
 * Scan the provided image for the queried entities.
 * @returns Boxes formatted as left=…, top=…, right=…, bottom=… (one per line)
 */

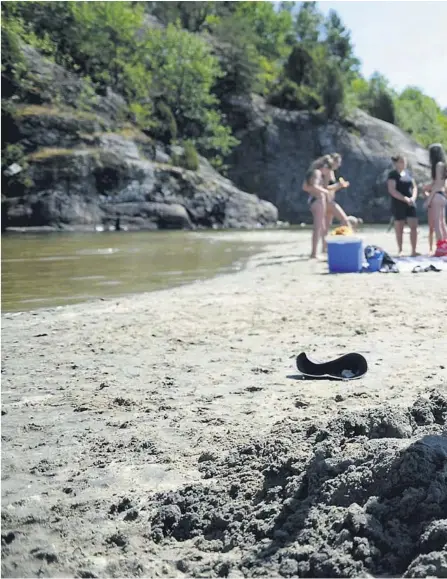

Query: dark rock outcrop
left=225, top=95, right=432, bottom=223
left=2, top=45, right=434, bottom=230
left=2, top=47, right=278, bottom=232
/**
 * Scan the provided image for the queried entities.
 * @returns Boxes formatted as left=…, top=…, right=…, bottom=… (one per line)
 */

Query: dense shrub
left=268, top=79, right=321, bottom=111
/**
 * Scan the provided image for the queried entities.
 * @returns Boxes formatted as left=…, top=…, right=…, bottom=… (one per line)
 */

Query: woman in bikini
left=424, top=161, right=447, bottom=244
left=421, top=145, right=446, bottom=253
left=302, top=165, right=328, bottom=259
left=421, top=184, right=436, bottom=254
left=309, top=154, right=350, bottom=251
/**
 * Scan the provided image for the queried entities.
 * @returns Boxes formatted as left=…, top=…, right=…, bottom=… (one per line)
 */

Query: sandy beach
left=2, top=229, right=447, bottom=578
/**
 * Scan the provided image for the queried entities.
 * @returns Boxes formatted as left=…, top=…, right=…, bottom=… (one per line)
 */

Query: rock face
left=225, top=95, right=432, bottom=223
left=2, top=47, right=278, bottom=232
left=2, top=45, right=434, bottom=230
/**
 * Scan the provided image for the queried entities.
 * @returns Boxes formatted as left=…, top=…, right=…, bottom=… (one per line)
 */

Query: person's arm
left=422, top=183, right=432, bottom=197
left=302, top=170, right=328, bottom=199
left=411, top=180, right=418, bottom=203
left=326, top=181, right=344, bottom=193
left=387, top=178, right=409, bottom=203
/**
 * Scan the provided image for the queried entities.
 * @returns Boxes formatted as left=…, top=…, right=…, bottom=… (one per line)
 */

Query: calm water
left=1, top=230, right=280, bottom=313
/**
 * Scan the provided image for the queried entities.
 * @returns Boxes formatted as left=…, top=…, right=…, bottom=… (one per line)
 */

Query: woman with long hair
left=302, top=164, right=329, bottom=259
left=424, top=145, right=447, bottom=244
left=309, top=154, right=350, bottom=252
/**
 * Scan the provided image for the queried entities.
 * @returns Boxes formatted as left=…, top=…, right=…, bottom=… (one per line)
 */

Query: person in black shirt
left=387, top=154, right=419, bottom=256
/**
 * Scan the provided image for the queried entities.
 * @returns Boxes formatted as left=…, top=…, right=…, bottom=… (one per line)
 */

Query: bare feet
left=411, top=252, right=421, bottom=257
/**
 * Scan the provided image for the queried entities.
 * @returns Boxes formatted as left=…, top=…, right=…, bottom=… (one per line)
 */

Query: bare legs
left=407, top=217, right=418, bottom=256
left=394, top=220, right=404, bottom=255
left=432, top=194, right=447, bottom=242
left=328, top=202, right=350, bottom=227
left=310, top=197, right=326, bottom=259
left=427, top=205, right=435, bottom=253
left=395, top=218, right=418, bottom=256
left=322, top=201, right=349, bottom=252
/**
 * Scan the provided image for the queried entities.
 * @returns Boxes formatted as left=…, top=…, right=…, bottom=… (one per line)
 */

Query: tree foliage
left=2, top=0, right=446, bottom=162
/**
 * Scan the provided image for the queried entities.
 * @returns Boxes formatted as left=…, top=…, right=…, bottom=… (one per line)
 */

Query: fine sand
left=2, top=229, right=447, bottom=578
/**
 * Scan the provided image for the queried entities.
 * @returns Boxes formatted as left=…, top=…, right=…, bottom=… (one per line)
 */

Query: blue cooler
left=327, top=237, right=363, bottom=273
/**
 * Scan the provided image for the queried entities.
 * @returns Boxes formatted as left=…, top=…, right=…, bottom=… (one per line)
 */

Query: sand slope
left=2, top=230, right=447, bottom=578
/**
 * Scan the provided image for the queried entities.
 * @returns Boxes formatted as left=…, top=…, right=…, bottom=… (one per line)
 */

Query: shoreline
left=1, top=222, right=293, bottom=236
left=2, top=229, right=446, bottom=577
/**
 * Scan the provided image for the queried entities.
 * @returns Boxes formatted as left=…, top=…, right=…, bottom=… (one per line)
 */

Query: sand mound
left=150, top=390, right=447, bottom=577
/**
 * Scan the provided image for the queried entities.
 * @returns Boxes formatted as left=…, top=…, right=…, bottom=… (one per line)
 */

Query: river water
left=2, top=229, right=304, bottom=313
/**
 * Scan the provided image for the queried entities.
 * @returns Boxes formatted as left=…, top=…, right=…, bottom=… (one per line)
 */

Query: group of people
left=303, top=145, right=447, bottom=258
left=387, top=146, right=446, bottom=256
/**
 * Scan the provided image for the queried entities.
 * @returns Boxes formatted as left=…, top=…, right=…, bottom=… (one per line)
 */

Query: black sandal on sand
left=424, top=264, right=441, bottom=272
left=412, top=264, right=441, bottom=273
left=296, top=352, right=368, bottom=381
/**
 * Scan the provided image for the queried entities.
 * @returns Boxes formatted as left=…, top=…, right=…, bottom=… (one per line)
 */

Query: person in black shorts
left=387, top=154, right=419, bottom=256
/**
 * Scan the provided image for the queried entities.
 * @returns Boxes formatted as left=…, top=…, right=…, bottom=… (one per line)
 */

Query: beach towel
left=394, top=255, right=447, bottom=272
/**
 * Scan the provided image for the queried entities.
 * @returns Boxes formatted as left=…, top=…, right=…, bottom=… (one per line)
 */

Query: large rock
left=2, top=48, right=278, bottom=232
left=2, top=131, right=278, bottom=231
left=225, top=95, right=432, bottom=223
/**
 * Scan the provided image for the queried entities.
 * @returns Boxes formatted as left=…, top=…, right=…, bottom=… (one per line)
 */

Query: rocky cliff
left=224, top=95, right=432, bottom=223
left=1, top=46, right=278, bottom=232
left=2, top=46, right=433, bottom=231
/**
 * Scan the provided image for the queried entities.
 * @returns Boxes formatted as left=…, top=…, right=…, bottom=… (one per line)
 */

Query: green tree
left=294, top=1, right=323, bottom=46
left=234, top=1, right=294, bottom=60
left=395, top=87, right=447, bottom=147
left=146, top=1, right=216, bottom=32
left=321, top=65, right=345, bottom=119
left=210, top=16, right=261, bottom=97
left=285, top=43, right=324, bottom=87
left=144, top=23, right=237, bottom=157
left=323, top=9, right=360, bottom=78
left=70, top=2, right=145, bottom=91
left=364, top=72, right=396, bottom=123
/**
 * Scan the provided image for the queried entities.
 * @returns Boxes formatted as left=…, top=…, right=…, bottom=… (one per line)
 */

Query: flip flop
left=412, top=265, right=423, bottom=273
left=296, top=352, right=368, bottom=381
left=380, top=264, right=399, bottom=273
left=424, top=264, right=441, bottom=272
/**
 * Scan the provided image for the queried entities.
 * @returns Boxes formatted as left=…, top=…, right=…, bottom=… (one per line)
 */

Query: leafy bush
left=394, top=87, right=447, bottom=147
left=321, top=66, right=345, bottom=120
left=183, top=141, right=200, bottom=171
left=171, top=142, right=199, bottom=171
left=368, top=90, right=395, bottom=124
left=268, top=79, right=321, bottom=111
left=210, top=16, right=261, bottom=97
left=145, top=23, right=236, bottom=158
left=1, top=142, right=33, bottom=196
left=1, top=14, right=28, bottom=97
left=153, top=101, right=178, bottom=145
